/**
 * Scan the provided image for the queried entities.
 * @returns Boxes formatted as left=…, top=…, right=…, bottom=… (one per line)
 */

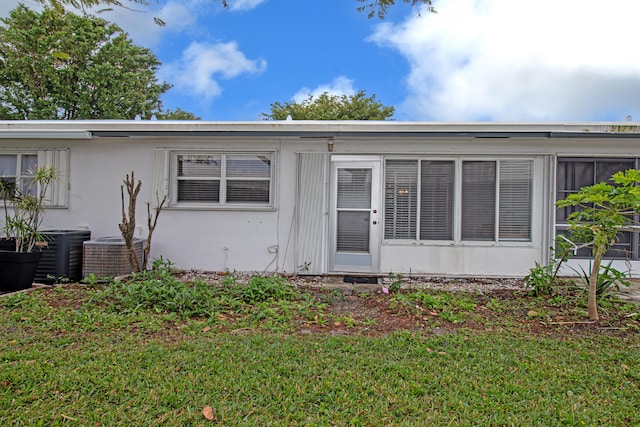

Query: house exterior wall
left=2, top=121, right=640, bottom=277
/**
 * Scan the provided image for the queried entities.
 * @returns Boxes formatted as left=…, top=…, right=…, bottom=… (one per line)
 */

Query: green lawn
left=1, top=273, right=639, bottom=426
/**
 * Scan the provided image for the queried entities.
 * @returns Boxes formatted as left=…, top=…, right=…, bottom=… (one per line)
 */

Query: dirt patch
left=19, top=273, right=640, bottom=339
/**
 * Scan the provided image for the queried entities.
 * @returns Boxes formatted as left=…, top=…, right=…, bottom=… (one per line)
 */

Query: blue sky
left=3, top=0, right=640, bottom=121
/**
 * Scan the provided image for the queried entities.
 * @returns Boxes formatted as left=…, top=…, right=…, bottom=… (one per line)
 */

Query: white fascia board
left=2, top=120, right=640, bottom=136
left=0, top=130, right=92, bottom=139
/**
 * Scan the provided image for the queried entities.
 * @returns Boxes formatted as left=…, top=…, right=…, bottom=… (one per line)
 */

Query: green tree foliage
left=36, top=0, right=431, bottom=20
left=262, top=91, right=394, bottom=121
left=0, top=5, right=170, bottom=120
left=357, top=0, right=435, bottom=19
left=155, top=108, right=202, bottom=120
left=556, top=169, right=640, bottom=321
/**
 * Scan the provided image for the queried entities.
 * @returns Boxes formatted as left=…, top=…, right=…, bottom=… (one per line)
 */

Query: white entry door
left=329, top=157, right=381, bottom=273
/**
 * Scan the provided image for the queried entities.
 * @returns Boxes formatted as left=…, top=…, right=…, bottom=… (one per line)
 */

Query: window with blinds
left=420, top=161, right=454, bottom=240
left=499, top=160, right=532, bottom=241
left=175, top=153, right=272, bottom=206
left=461, top=161, right=496, bottom=240
left=384, top=158, right=533, bottom=243
left=384, top=160, right=417, bottom=239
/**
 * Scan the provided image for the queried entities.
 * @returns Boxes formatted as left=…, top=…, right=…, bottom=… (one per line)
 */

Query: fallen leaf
left=203, top=405, right=215, bottom=421
left=202, top=326, right=211, bottom=333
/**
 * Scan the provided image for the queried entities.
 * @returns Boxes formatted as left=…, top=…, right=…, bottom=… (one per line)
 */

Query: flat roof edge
left=2, top=121, right=640, bottom=137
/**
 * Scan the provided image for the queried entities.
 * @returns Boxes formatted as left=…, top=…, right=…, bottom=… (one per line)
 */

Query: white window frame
left=0, top=152, right=38, bottom=195
left=168, top=151, right=276, bottom=210
left=383, top=156, right=534, bottom=245
left=0, top=149, right=68, bottom=208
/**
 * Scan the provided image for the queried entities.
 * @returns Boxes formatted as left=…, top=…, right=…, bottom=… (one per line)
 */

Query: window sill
left=383, top=240, right=534, bottom=248
left=167, top=204, right=276, bottom=212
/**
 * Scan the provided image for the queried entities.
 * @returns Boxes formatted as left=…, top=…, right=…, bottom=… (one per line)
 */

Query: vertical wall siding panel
left=296, top=153, right=328, bottom=274
left=152, top=149, right=169, bottom=204
left=38, top=149, right=69, bottom=207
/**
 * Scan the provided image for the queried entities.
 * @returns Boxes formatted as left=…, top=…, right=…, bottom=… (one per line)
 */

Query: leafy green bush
left=234, top=274, right=298, bottom=304
left=572, top=261, right=632, bottom=300
left=524, top=262, right=557, bottom=296
left=90, top=264, right=316, bottom=325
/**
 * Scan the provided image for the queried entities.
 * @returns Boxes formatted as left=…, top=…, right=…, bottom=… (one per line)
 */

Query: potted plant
left=0, top=166, right=58, bottom=292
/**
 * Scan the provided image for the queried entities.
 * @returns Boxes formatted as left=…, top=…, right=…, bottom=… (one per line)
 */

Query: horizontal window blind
left=337, top=211, right=370, bottom=252
left=384, top=160, right=417, bottom=239
left=498, top=160, right=532, bottom=241
left=177, top=181, right=220, bottom=202
left=226, top=181, right=270, bottom=203
left=420, top=160, right=454, bottom=240
left=461, top=161, right=496, bottom=241
left=337, top=168, right=372, bottom=209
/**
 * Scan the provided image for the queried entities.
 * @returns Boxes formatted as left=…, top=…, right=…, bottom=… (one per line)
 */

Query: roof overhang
left=2, top=120, right=640, bottom=140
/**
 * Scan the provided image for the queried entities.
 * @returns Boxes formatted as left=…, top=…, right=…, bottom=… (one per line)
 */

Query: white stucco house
left=1, top=120, right=640, bottom=278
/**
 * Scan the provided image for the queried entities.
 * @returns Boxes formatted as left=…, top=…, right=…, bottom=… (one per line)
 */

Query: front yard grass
left=1, top=270, right=639, bottom=426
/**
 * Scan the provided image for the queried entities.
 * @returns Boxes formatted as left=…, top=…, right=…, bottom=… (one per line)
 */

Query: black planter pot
left=0, top=238, right=16, bottom=252
left=0, top=250, right=43, bottom=292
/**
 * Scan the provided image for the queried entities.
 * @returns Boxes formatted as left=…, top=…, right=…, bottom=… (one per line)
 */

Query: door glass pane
left=337, top=168, right=371, bottom=209
left=337, top=211, right=370, bottom=252
left=462, top=161, right=496, bottom=240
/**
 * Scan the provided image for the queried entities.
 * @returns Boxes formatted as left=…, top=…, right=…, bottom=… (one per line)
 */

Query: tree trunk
left=587, top=243, right=605, bottom=321
left=142, top=194, right=166, bottom=270
left=119, top=172, right=141, bottom=273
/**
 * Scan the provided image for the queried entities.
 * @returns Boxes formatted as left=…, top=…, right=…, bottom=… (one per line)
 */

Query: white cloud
left=369, top=0, right=640, bottom=121
left=292, top=76, right=356, bottom=103
left=162, top=41, right=267, bottom=99
left=0, top=0, right=195, bottom=47
left=0, top=0, right=42, bottom=16
left=227, top=0, right=268, bottom=12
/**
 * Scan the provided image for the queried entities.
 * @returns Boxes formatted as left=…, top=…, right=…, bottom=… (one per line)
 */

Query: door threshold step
left=342, top=275, right=380, bottom=285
